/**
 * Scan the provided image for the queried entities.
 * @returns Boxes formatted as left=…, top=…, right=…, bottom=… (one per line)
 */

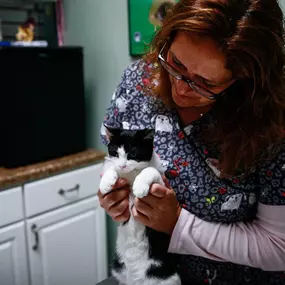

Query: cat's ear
left=143, top=129, right=155, bottom=140
left=103, top=125, right=120, bottom=141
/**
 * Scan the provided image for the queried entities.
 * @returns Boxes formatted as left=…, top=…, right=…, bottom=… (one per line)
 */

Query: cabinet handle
left=58, top=184, right=80, bottom=196
left=31, top=224, right=39, bottom=251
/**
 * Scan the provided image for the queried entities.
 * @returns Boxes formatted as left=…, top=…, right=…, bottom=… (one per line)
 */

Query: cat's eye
left=108, top=145, right=118, bottom=157
left=109, top=150, right=118, bottom=157
left=128, top=148, right=137, bottom=159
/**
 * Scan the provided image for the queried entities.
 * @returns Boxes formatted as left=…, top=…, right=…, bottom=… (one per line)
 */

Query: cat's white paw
left=132, top=177, right=151, bottom=198
left=99, top=169, right=118, bottom=195
left=132, top=167, right=164, bottom=198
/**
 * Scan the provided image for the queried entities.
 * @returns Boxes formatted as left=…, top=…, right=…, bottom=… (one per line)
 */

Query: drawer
left=0, top=187, right=24, bottom=227
left=24, top=163, right=103, bottom=217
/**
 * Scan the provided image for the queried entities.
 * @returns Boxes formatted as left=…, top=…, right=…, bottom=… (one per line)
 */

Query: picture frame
left=128, top=0, right=177, bottom=56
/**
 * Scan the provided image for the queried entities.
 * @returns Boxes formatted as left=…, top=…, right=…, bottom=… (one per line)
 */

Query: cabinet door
left=0, top=222, right=29, bottom=285
left=26, top=196, right=107, bottom=285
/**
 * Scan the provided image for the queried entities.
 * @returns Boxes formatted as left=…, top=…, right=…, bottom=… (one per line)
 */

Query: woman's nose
left=174, top=78, right=192, bottom=95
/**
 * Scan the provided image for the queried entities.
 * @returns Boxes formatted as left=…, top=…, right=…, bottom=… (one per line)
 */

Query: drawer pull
left=58, top=184, right=80, bottom=196
left=31, top=224, right=39, bottom=251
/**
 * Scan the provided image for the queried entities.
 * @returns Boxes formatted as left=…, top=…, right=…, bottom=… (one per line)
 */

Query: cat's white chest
left=117, top=216, right=147, bottom=258
left=118, top=169, right=142, bottom=186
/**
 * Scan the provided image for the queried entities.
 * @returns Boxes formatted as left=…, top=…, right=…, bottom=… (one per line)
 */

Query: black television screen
left=0, top=47, right=86, bottom=168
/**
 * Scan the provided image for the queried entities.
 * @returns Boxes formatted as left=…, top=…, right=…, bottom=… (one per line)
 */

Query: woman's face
left=167, top=32, right=235, bottom=108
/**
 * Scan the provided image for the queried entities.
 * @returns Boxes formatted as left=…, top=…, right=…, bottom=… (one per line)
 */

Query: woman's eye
left=205, top=83, right=216, bottom=88
left=172, top=56, right=184, bottom=68
left=202, top=79, right=217, bottom=89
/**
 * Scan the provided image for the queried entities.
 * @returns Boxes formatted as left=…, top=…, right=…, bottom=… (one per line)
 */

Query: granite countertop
left=0, top=149, right=105, bottom=190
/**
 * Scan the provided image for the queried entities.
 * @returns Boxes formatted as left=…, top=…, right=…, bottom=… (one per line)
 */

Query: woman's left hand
left=132, top=179, right=181, bottom=235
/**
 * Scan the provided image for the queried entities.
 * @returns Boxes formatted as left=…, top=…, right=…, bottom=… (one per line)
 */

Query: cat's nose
left=120, top=165, right=127, bottom=169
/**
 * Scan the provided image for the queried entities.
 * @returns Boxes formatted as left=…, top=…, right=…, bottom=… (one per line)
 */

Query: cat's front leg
left=132, top=167, right=164, bottom=198
left=99, top=168, right=119, bottom=195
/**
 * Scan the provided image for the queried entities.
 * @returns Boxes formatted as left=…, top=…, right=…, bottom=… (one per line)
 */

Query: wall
left=63, top=0, right=132, bottom=270
left=64, top=0, right=131, bottom=150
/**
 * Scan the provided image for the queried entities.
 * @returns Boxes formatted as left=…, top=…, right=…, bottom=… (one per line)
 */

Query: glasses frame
left=158, top=42, right=231, bottom=100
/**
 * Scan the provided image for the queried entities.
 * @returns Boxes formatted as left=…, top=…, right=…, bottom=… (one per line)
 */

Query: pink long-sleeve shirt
left=169, top=203, right=285, bottom=271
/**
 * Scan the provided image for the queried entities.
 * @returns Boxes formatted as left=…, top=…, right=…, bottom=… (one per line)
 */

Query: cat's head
left=105, top=126, right=155, bottom=173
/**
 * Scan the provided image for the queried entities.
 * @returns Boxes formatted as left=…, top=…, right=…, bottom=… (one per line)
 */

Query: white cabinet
left=26, top=196, right=107, bottom=285
left=0, top=222, right=29, bottom=285
left=24, top=164, right=102, bottom=218
left=0, top=162, right=107, bottom=285
left=0, top=187, right=24, bottom=228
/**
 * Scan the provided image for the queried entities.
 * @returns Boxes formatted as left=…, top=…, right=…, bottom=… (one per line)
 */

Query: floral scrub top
left=100, top=60, right=285, bottom=285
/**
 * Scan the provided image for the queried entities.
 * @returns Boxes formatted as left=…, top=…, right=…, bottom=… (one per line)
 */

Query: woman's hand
left=98, top=178, right=130, bottom=222
left=132, top=179, right=181, bottom=235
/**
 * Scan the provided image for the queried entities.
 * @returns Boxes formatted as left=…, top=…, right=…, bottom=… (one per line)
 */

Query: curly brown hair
left=145, top=0, right=285, bottom=176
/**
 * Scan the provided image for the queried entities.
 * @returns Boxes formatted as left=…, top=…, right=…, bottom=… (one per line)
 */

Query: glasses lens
left=159, top=59, right=182, bottom=80
left=159, top=56, right=217, bottom=100
left=190, top=84, right=214, bottom=99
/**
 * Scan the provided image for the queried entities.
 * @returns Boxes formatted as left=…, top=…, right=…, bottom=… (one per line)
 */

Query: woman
left=99, top=0, right=285, bottom=284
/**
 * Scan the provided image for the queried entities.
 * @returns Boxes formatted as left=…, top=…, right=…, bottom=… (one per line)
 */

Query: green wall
left=63, top=0, right=132, bottom=272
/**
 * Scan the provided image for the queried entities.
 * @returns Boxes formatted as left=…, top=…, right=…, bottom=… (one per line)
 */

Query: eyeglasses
left=158, top=42, right=230, bottom=100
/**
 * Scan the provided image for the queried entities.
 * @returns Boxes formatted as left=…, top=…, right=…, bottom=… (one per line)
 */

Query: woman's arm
left=169, top=148, right=285, bottom=271
left=168, top=203, right=285, bottom=271
left=169, top=140, right=285, bottom=271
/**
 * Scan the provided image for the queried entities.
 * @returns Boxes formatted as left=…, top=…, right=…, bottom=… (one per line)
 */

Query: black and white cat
left=99, top=127, right=181, bottom=285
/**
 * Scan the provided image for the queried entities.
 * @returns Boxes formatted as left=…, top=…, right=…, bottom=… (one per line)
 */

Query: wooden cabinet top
left=0, top=149, right=105, bottom=190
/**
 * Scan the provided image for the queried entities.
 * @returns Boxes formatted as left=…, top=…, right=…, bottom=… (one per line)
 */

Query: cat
left=99, top=127, right=181, bottom=285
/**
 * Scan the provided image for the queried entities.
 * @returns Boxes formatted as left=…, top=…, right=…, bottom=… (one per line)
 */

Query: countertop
left=0, top=149, right=105, bottom=190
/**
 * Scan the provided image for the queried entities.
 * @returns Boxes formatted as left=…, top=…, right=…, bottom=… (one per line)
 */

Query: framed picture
left=128, top=0, right=177, bottom=56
